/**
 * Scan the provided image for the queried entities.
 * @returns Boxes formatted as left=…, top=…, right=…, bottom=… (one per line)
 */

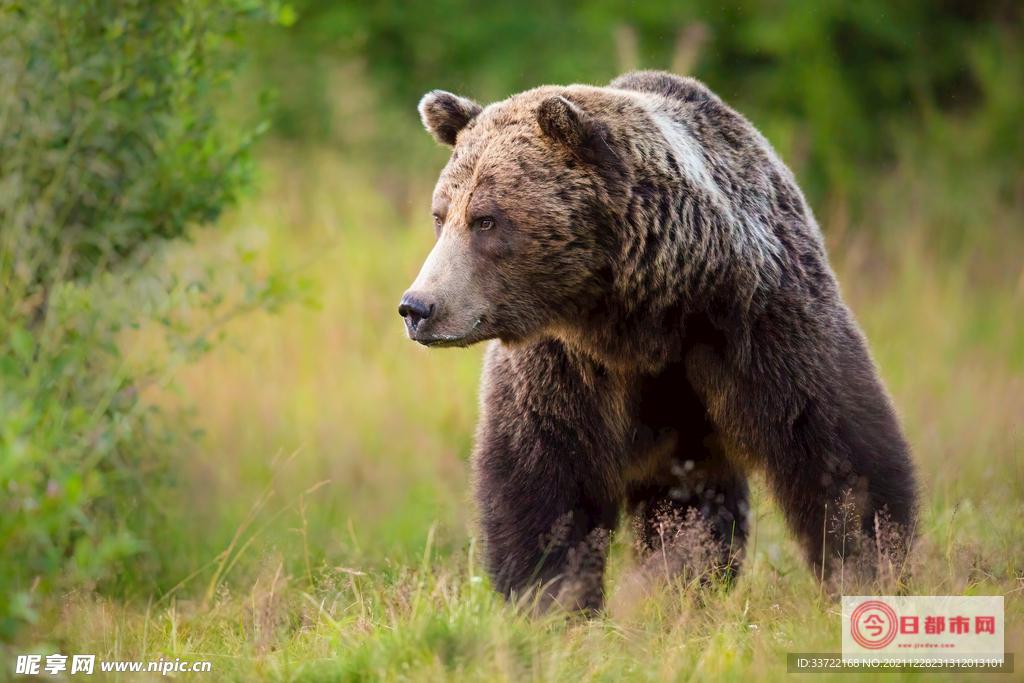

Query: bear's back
left=609, top=71, right=716, bottom=105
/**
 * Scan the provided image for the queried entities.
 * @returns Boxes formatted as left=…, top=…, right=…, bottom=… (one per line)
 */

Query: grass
left=15, top=146, right=1024, bottom=681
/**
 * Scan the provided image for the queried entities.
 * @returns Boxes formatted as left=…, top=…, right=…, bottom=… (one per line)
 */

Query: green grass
left=14, top=147, right=1023, bottom=681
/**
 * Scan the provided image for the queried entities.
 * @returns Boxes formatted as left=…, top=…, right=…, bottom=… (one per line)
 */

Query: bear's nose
left=398, top=293, right=435, bottom=331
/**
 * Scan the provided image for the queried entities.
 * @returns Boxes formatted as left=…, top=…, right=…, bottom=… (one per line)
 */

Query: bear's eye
left=432, top=214, right=443, bottom=230
left=474, top=217, right=496, bottom=231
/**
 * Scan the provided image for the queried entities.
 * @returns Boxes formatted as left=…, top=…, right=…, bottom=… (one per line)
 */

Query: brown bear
left=399, top=71, right=917, bottom=611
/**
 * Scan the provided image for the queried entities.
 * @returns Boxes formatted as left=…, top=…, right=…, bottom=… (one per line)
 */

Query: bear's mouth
left=412, top=317, right=485, bottom=348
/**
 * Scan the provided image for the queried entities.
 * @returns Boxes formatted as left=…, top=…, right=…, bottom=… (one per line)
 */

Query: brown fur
left=402, top=71, right=918, bottom=611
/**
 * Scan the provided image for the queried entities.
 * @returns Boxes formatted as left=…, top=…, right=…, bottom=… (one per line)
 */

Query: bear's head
left=399, top=88, right=623, bottom=347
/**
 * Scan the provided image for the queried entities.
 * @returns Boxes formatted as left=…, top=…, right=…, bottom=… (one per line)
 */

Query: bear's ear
left=536, top=96, right=592, bottom=149
left=418, top=90, right=483, bottom=146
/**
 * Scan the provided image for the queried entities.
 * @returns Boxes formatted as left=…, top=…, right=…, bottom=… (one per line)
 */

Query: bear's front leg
left=685, top=315, right=917, bottom=583
left=473, top=339, right=627, bottom=612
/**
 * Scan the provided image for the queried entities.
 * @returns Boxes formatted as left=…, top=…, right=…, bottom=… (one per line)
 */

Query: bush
left=0, top=0, right=276, bottom=287
left=0, top=0, right=283, bottom=640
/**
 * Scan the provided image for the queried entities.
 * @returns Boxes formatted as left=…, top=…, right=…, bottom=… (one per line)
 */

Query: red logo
left=850, top=600, right=899, bottom=649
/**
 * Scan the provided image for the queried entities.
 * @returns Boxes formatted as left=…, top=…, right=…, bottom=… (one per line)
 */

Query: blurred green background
left=256, top=0, right=1022, bottom=224
left=1, top=1, right=1021, bottom=680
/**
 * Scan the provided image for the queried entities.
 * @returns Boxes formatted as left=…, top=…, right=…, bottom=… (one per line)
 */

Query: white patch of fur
left=639, top=93, right=782, bottom=278
left=632, top=97, right=725, bottom=207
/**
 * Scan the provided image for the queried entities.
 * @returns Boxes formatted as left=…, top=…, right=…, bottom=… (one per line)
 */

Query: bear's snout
left=398, top=292, right=436, bottom=333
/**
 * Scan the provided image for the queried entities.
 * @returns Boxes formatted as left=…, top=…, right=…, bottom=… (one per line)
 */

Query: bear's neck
left=554, top=212, right=773, bottom=374
left=574, top=138, right=797, bottom=370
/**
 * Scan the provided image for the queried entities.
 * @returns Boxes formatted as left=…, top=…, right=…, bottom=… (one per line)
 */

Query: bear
left=398, top=71, right=917, bottom=611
